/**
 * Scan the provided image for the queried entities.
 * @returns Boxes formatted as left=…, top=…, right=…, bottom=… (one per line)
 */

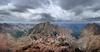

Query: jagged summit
left=28, top=22, right=74, bottom=38
left=28, top=22, right=58, bottom=35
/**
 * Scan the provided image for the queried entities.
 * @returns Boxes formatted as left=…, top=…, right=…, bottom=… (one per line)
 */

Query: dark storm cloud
left=0, top=0, right=100, bottom=23
left=10, top=0, right=51, bottom=12
left=0, top=0, right=99, bottom=13
left=59, top=0, right=94, bottom=10
left=0, top=0, right=49, bottom=13
left=0, top=0, right=10, bottom=5
left=0, top=10, right=11, bottom=15
left=9, top=0, right=100, bottom=17
left=39, top=13, right=55, bottom=22
left=59, top=0, right=100, bottom=20
left=59, top=0, right=100, bottom=16
left=10, top=7, right=27, bottom=12
left=0, top=0, right=43, bottom=13
left=12, top=0, right=40, bottom=9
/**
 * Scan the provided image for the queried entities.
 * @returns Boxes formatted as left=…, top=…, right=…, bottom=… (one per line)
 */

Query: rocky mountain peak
left=27, top=22, right=75, bottom=45
left=28, top=22, right=58, bottom=35
left=16, top=22, right=76, bottom=52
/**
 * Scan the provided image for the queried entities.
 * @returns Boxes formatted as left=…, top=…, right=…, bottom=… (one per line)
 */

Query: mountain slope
left=78, top=23, right=100, bottom=52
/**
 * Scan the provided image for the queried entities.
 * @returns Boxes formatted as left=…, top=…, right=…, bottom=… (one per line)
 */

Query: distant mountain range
left=0, top=22, right=100, bottom=38
left=85, top=17, right=100, bottom=21
left=0, top=23, right=34, bottom=38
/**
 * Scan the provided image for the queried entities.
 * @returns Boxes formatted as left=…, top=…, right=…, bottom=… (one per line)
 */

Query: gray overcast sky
left=0, top=0, right=100, bottom=23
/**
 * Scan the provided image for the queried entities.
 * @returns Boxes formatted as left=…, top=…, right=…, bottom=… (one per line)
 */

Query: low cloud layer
left=0, top=0, right=100, bottom=23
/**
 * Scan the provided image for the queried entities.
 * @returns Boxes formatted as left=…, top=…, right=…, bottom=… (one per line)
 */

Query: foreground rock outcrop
left=0, top=32, right=15, bottom=52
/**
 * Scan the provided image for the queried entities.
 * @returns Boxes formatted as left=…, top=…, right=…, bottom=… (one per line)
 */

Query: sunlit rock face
left=78, top=23, right=100, bottom=52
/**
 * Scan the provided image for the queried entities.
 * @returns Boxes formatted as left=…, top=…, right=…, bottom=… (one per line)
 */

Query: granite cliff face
left=78, top=23, right=100, bottom=52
